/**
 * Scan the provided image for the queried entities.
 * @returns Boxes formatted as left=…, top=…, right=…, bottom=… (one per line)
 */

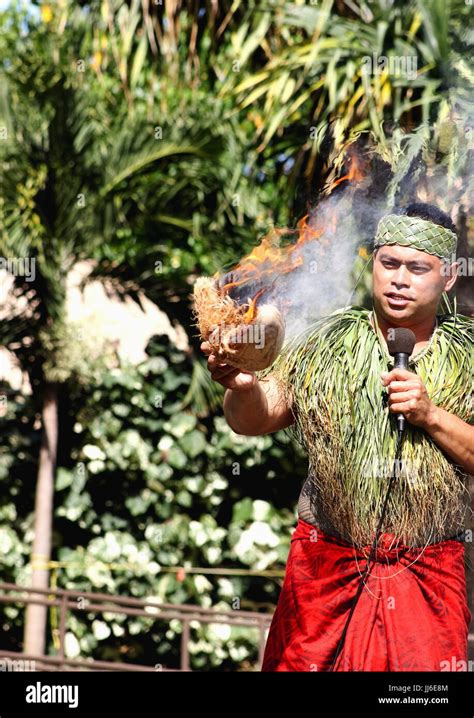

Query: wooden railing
left=0, top=582, right=272, bottom=671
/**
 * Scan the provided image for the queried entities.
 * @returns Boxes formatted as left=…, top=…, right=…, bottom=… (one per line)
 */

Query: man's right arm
left=223, top=376, right=295, bottom=436
left=200, top=340, right=295, bottom=436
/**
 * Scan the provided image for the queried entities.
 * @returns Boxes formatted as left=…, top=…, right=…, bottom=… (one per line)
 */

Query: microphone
left=386, top=328, right=416, bottom=434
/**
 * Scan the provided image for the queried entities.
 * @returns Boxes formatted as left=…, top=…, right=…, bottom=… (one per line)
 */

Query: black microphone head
left=386, top=328, right=416, bottom=357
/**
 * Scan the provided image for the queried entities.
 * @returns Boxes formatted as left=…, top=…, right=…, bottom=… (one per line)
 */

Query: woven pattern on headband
left=374, top=214, right=457, bottom=260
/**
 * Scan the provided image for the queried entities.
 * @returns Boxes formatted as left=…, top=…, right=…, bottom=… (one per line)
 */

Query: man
left=201, top=203, right=473, bottom=671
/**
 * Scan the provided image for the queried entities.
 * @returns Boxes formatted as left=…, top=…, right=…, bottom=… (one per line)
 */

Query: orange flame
left=242, top=288, right=265, bottom=323
left=217, top=148, right=368, bottom=318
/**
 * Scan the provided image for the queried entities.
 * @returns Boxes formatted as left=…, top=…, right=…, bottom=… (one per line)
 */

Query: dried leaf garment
left=256, top=307, right=473, bottom=671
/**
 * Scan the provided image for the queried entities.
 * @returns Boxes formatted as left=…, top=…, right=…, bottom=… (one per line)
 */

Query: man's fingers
left=389, top=400, right=417, bottom=413
left=381, top=368, right=417, bottom=385
left=203, top=347, right=255, bottom=390
left=200, top=341, right=212, bottom=355
left=388, top=381, right=420, bottom=393
left=207, top=354, right=225, bottom=370
left=211, top=364, right=239, bottom=380
left=389, top=391, right=418, bottom=404
left=208, top=352, right=231, bottom=371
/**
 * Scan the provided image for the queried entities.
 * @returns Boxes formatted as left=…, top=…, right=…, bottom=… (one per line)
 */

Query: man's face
left=372, top=244, right=457, bottom=326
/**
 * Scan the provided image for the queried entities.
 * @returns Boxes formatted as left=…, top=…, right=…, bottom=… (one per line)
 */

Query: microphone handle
left=393, top=353, right=410, bottom=433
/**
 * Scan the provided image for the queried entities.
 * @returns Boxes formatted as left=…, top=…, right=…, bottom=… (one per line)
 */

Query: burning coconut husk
left=192, top=276, right=285, bottom=371
left=192, top=145, right=367, bottom=373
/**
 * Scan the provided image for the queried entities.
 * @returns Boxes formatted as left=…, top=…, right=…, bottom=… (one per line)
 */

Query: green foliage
left=0, top=0, right=472, bottom=670
left=39, top=321, right=116, bottom=384
left=0, top=335, right=305, bottom=668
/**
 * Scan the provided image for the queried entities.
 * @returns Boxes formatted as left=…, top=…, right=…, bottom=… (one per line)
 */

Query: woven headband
left=374, top=214, right=457, bottom=260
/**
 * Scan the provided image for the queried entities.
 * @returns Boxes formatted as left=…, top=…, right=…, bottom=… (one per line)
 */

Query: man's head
left=372, top=203, right=459, bottom=327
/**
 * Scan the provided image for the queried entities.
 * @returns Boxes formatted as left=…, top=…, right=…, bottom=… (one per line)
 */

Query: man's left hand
left=381, top=368, right=435, bottom=428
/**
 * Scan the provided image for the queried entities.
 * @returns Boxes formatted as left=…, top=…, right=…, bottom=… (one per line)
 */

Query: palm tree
left=0, top=9, right=225, bottom=655
left=220, top=0, right=471, bottom=178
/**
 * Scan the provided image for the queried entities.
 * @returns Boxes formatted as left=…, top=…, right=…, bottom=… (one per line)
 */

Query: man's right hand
left=200, top=341, right=257, bottom=392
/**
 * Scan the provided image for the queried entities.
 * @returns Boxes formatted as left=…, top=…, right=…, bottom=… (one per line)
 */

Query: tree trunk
left=23, top=382, right=58, bottom=656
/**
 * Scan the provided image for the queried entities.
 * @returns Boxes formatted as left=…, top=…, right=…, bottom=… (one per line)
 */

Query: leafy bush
left=0, top=335, right=306, bottom=670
